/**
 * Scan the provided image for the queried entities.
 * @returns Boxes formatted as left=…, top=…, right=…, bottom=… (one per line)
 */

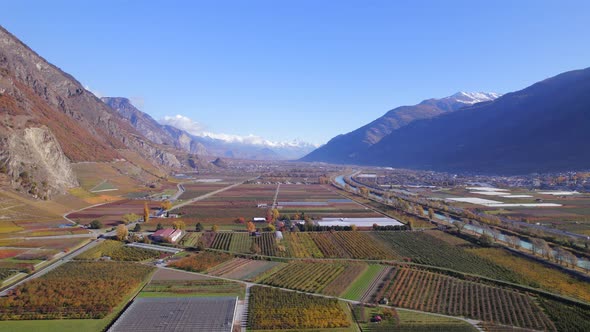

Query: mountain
left=0, top=25, right=187, bottom=197
left=359, top=68, right=590, bottom=174
left=103, top=97, right=315, bottom=160
left=301, top=92, right=499, bottom=164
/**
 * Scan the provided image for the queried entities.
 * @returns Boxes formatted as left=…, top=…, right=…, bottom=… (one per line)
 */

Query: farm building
left=151, top=228, right=183, bottom=243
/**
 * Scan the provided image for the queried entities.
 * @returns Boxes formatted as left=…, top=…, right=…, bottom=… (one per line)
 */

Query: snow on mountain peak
left=449, top=92, right=502, bottom=104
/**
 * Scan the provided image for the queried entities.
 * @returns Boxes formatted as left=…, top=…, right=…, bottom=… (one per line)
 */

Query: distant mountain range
left=302, top=92, right=500, bottom=164
left=303, top=69, right=590, bottom=174
left=102, top=98, right=316, bottom=160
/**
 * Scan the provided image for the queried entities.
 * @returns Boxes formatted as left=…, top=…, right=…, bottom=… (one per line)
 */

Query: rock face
left=1, top=127, right=78, bottom=197
left=0, top=24, right=186, bottom=195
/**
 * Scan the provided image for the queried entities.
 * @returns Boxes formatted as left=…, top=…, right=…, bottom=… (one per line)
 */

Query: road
left=169, top=176, right=260, bottom=211
left=0, top=238, right=102, bottom=296
left=156, top=266, right=485, bottom=332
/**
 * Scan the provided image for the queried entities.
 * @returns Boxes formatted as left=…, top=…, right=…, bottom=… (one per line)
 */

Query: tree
left=415, top=205, right=424, bottom=216
left=479, top=233, right=494, bottom=247
left=89, top=220, right=103, bottom=229
left=453, top=221, right=465, bottom=234
left=247, top=221, right=256, bottom=233
left=211, top=224, right=219, bottom=233
left=143, top=202, right=150, bottom=223
left=350, top=224, right=358, bottom=231
left=121, top=213, right=140, bottom=225
left=234, top=217, right=246, bottom=224
left=272, top=208, right=280, bottom=222
left=266, top=223, right=276, bottom=232
left=195, top=222, right=203, bottom=232
left=172, top=220, right=186, bottom=230
left=116, top=224, right=129, bottom=241
left=156, top=223, right=164, bottom=231
left=359, top=186, right=370, bottom=198
left=161, top=200, right=172, bottom=210
left=133, top=223, right=142, bottom=232
left=428, top=208, right=435, bottom=220
left=266, top=209, right=273, bottom=223
left=506, top=235, right=520, bottom=249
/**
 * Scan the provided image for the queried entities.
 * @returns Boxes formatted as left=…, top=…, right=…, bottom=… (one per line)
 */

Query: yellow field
left=467, top=247, right=590, bottom=302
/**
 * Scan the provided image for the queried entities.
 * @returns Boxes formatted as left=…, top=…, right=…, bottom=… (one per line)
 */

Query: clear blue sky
left=1, top=0, right=589, bottom=145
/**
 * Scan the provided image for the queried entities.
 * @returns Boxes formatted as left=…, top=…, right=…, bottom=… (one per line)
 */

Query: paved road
left=170, top=176, right=260, bottom=211
left=0, top=239, right=102, bottom=296
left=156, top=266, right=485, bottom=332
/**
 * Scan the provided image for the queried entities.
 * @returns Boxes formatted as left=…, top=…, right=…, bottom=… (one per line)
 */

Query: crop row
left=282, top=232, right=323, bottom=258
left=168, top=251, right=233, bottom=272
left=248, top=286, right=350, bottom=330
left=322, top=263, right=367, bottom=296
left=308, top=232, right=396, bottom=259
left=261, top=261, right=346, bottom=293
left=371, top=232, right=521, bottom=282
left=375, top=267, right=555, bottom=331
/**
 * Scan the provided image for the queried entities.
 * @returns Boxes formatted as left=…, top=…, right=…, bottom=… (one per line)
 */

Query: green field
left=342, top=264, right=384, bottom=300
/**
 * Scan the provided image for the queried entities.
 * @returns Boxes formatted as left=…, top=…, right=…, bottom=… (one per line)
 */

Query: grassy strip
left=342, top=264, right=384, bottom=300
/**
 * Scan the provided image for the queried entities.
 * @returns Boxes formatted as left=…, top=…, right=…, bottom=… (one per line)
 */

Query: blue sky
left=1, top=0, right=589, bottom=145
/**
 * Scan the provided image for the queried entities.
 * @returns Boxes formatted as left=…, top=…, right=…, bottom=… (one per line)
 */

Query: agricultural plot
left=538, top=297, right=590, bottom=332
left=248, top=286, right=351, bottom=330
left=110, top=297, right=237, bottom=332
left=308, top=231, right=396, bottom=260
left=141, top=278, right=244, bottom=299
left=322, top=262, right=368, bottom=296
left=74, top=240, right=162, bottom=261
left=0, top=261, right=154, bottom=320
left=168, top=251, right=233, bottom=272
left=260, top=261, right=346, bottom=293
left=215, top=260, right=285, bottom=281
left=371, top=231, right=522, bottom=282
left=282, top=232, right=323, bottom=258
left=374, top=267, right=555, bottom=331
left=356, top=306, right=477, bottom=332
left=277, top=184, right=382, bottom=219
left=178, top=182, right=230, bottom=201
left=177, top=184, right=277, bottom=226
left=66, top=199, right=162, bottom=228
left=178, top=232, right=202, bottom=247
left=342, top=264, right=385, bottom=300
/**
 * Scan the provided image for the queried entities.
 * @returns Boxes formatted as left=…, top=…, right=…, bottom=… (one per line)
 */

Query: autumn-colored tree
left=266, top=223, right=276, bottom=232
left=234, top=217, right=246, bottom=224
left=350, top=224, right=358, bottom=231
left=211, top=224, right=219, bottom=232
left=121, top=213, right=140, bottom=225
left=428, top=208, right=435, bottom=220
left=272, top=208, right=280, bottom=221
left=453, top=221, right=465, bottom=234
left=415, top=205, right=424, bottom=216
left=116, top=224, right=129, bottom=241
left=143, top=202, right=150, bottom=223
left=161, top=200, right=172, bottom=210
left=359, top=187, right=370, bottom=198
left=172, top=220, right=186, bottom=230
left=247, top=221, right=256, bottom=233
left=266, top=209, right=273, bottom=222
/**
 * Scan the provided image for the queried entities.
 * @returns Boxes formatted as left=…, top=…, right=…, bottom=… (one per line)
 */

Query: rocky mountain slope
left=0, top=25, right=185, bottom=197
left=301, top=92, right=499, bottom=164
left=358, top=67, right=590, bottom=174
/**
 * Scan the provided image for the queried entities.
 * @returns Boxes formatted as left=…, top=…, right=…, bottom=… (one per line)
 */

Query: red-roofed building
left=151, top=228, right=183, bottom=243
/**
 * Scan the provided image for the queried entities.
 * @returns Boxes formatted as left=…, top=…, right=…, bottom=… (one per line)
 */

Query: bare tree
left=506, top=236, right=521, bottom=249
left=453, top=220, right=465, bottom=234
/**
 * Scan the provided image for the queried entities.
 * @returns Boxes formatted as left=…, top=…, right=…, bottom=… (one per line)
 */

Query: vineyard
left=307, top=232, right=396, bottom=259
left=168, top=251, right=233, bottom=272
left=248, top=286, right=351, bottom=330
left=74, top=240, right=162, bottom=261
left=374, top=267, right=555, bottom=331
left=538, top=297, right=590, bottom=332
left=178, top=232, right=202, bottom=247
left=342, top=264, right=385, bottom=300
left=371, top=232, right=521, bottom=282
left=260, top=261, right=346, bottom=293
left=141, top=279, right=244, bottom=298
left=282, top=232, right=323, bottom=258
left=208, top=258, right=284, bottom=281
left=0, top=261, right=154, bottom=320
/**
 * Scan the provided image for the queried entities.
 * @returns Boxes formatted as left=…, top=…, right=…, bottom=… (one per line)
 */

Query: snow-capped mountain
left=448, top=92, right=502, bottom=105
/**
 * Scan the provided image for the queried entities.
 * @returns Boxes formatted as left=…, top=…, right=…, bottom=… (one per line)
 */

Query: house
left=151, top=228, right=183, bottom=243
left=252, top=217, right=266, bottom=223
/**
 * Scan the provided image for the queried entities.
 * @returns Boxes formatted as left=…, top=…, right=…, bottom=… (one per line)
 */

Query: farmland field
left=371, top=231, right=522, bottom=282
left=0, top=261, right=154, bottom=320
left=74, top=240, right=163, bottom=261
left=355, top=306, right=478, bottom=332
left=308, top=231, right=396, bottom=259
left=140, top=277, right=245, bottom=299
left=168, top=251, right=233, bottom=272
left=374, top=267, right=555, bottom=331
left=248, top=286, right=352, bottom=330
left=66, top=199, right=163, bottom=228
left=342, top=264, right=385, bottom=300
left=260, top=261, right=347, bottom=293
